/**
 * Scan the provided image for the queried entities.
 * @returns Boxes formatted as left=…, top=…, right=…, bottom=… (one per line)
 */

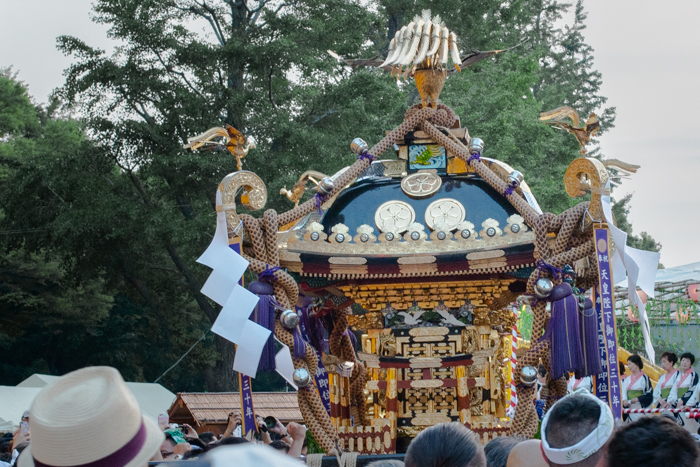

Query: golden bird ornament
left=539, top=106, right=600, bottom=155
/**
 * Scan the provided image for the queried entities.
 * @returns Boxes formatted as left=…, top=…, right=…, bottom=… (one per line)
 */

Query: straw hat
left=18, top=366, right=164, bottom=467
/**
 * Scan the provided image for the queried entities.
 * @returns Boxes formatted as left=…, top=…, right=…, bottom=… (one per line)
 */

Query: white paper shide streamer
left=197, top=189, right=296, bottom=383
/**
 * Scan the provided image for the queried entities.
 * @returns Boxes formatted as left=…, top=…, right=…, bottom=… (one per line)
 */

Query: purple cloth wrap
left=293, top=327, right=307, bottom=360
left=358, top=152, right=376, bottom=162
left=252, top=294, right=277, bottom=372
left=504, top=181, right=517, bottom=196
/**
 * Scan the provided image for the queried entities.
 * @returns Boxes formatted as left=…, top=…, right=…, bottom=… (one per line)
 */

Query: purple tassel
left=293, top=327, right=307, bottom=360
left=579, top=298, right=602, bottom=377
left=541, top=283, right=584, bottom=379
left=252, top=293, right=277, bottom=372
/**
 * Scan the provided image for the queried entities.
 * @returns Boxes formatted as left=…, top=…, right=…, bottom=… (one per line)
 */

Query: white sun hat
left=18, top=366, right=164, bottom=467
left=206, top=444, right=305, bottom=467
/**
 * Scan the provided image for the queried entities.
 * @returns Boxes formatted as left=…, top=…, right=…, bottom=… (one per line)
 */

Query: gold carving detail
left=329, top=256, right=367, bottom=265
left=410, top=380, right=444, bottom=389
left=564, top=157, right=609, bottom=227
left=220, top=170, right=267, bottom=233
left=409, top=327, right=450, bottom=337
left=397, top=255, right=437, bottom=265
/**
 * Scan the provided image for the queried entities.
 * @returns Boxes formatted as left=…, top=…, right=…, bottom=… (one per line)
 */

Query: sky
left=1, top=0, right=699, bottom=268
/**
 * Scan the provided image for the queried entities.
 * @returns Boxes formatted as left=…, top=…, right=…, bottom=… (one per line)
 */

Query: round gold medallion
left=424, top=198, right=466, bottom=231
left=400, top=171, right=442, bottom=198
left=374, top=200, right=416, bottom=234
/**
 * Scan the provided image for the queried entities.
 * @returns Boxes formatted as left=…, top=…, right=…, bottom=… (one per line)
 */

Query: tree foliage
left=0, top=0, right=661, bottom=390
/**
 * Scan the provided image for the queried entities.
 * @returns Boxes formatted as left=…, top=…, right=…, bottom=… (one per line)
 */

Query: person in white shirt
left=669, top=352, right=700, bottom=410
left=621, top=354, right=653, bottom=421
left=567, top=375, right=593, bottom=394
left=654, top=351, right=679, bottom=409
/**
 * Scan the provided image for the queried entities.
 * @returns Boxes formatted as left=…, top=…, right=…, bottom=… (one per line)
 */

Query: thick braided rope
left=276, top=320, right=338, bottom=453
left=511, top=339, right=549, bottom=437
left=420, top=120, right=539, bottom=227
left=243, top=255, right=299, bottom=307
left=239, top=205, right=338, bottom=454
left=277, top=107, right=438, bottom=227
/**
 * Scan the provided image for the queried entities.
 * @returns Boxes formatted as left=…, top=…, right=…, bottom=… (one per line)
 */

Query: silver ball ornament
left=534, top=277, right=554, bottom=298
left=468, top=137, right=484, bottom=155
left=318, top=177, right=335, bottom=195
left=293, top=368, right=311, bottom=388
left=520, top=366, right=538, bottom=387
left=350, top=138, right=369, bottom=155
left=508, top=170, right=524, bottom=187
left=280, top=309, right=300, bottom=329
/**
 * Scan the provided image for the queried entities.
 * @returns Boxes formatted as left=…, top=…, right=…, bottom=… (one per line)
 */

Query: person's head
left=217, top=436, right=250, bottom=446
left=485, top=437, right=522, bottom=467
left=268, top=440, right=290, bottom=454
left=626, top=354, right=643, bottom=374
left=660, top=352, right=678, bottom=371
left=506, top=440, right=548, bottom=467
left=681, top=352, right=695, bottom=371
left=619, top=361, right=626, bottom=377
left=160, top=432, right=179, bottom=460
left=199, top=431, right=217, bottom=445
left=541, top=393, right=613, bottom=467
left=366, top=461, right=405, bottom=467
left=17, top=366, right=164, bottom=467
left=606, top=416, right=699, bottom=467
left=405, top=422, right=485, bottom=467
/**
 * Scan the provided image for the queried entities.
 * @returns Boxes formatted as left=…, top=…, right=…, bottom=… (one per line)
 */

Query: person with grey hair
left=484, top=437, right=522, bottom=467
left=405, top=422, right=485, bottom=467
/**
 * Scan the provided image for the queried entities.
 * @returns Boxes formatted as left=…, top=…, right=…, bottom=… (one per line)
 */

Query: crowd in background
left=4, top=362, right=700, bottom=467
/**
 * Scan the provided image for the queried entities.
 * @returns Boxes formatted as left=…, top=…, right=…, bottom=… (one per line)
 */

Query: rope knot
left=504, top=180, right=518, bottom=196
left=312, top=193, right=327, bottom=215
left=467, top=152, right=481, bottom=165
left=536, top=259, right=562, bottom=282
left=357, top=152, right=375, bottom=162
left=258, top=265, right=280, bottom=282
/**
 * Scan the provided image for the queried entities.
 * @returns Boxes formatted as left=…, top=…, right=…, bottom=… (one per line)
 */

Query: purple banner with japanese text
left=238, top=372, right=258, bottom=435
left=595, top=228, right=622, bottom=422
left=594, top=285, right=610, bottom=405
left=314, top=358, right=332, bottom=415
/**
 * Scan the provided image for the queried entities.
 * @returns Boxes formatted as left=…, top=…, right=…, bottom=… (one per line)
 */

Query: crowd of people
left=4, top=361, right=700, bottom=467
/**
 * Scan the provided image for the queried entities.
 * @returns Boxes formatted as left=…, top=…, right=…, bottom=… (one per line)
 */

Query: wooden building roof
left=168, top=392, right=303, bottom=428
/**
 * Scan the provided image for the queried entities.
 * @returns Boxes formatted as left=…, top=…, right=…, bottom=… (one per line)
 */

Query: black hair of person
left=660, top=351, right=678, bottom=365
left=606, top=416, right=699, bottom=467
left=681, top=352, right=696, bottom=365
left=405, top=422, right=485, bottom=467
left=627, top=354, right=643, bottom=370
left=544, top=395, right=602, bottom=467
left=484, top=436, right=522, bottom=467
